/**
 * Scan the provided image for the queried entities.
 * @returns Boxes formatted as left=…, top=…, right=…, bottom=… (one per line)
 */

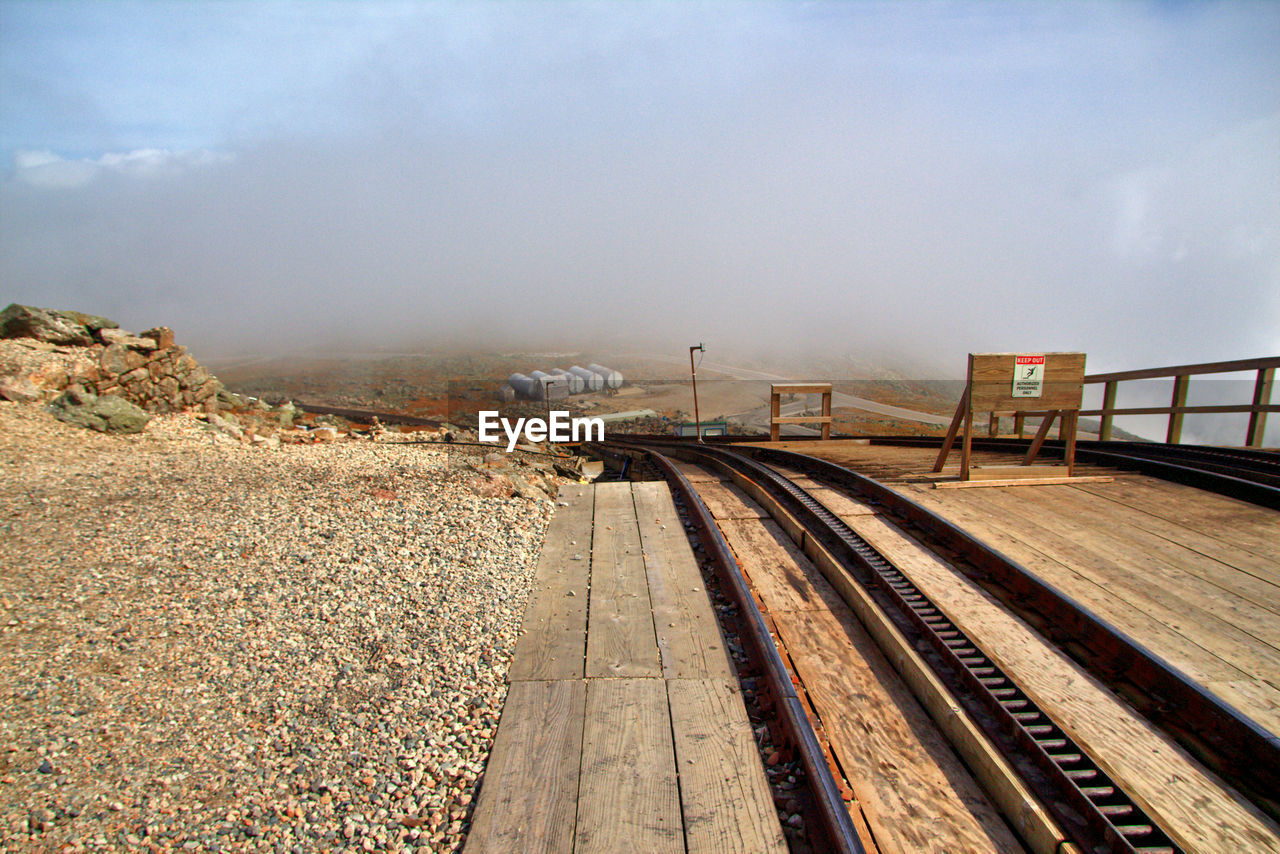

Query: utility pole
left=689, top=343, right=705, bottom=443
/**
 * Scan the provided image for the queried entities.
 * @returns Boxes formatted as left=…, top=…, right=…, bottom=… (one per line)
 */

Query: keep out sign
left=1013, top=355, right=1046, bottom=398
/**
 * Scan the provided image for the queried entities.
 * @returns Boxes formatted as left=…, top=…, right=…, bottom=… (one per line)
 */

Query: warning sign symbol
left=1013, top=355, right=1046, bottom=398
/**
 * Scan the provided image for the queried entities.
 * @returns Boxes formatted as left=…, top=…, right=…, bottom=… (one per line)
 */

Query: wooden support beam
left=771, top=415, right=834, bottom=425
left=1014, top=412, right=1026, bottom=439
left=769, top=383, right=833, bottom=395
left=1064, top=409, right=1078, bottom=476
left=961, top=399, right=975, bottom=482
left=933, top=392, right=967, bottom=473
left=1247, top=367, right=1274, bottom=448
left=821, top=388, right=832, bottom=440
left=1167, top=374, right=1189, bottom=444
left=769, top=393, right=780, bottom=442
left=1099, top=380, right=1117, bottom=441
left=1024, top=411, right=1060, bottom=466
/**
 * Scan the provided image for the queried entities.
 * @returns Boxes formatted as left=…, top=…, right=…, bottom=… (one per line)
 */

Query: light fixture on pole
left=689, top=343, right=705, bottom=443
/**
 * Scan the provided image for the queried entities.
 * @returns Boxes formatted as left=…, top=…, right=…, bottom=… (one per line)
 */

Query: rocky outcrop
left=0, top=305, right=224, bottom=416
left=47, top=387, right=150, bottom=434
left=0, top=304, right=117, bottom=347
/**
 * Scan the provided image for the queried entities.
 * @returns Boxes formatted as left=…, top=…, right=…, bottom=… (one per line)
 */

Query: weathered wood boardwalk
left=753, top=440, right=1280, bottom=853
left=466, top=481, right=786, bottom=854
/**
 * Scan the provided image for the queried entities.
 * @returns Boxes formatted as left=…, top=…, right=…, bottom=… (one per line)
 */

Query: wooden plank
left=1007, top=487, right=1280, bottom=621
left=668, top=679, right=788, bottom=853
left=716, top=518, right=846, bottom=614
left=773, top=607, right=1030, bottom=854
left=671, top=459, right=724, bottom=482
left=575, top=678, right=683, bottom=854
left=466, top=680, right=586, bottom=853
left=509, top=486, right=594, bottom=681
left=1086, top=355, right=1280, bottom=384
left=586, top=481, right=660, bottom=678
left=631, top=482, right=733, bottom=680
left=935, top=475, right=1114, bottom=489
left=838, top=509, right=1280, bottom=853
left=970, top=465, right=1067, bottom=480
left=692, top=480, right=769, bottom=519
left=771, top=383, right=833, bottom=394
left=901, top=483, right=1250, bottom=682
left=899, top=486, right=1276, bottom=700
left=1070, top=478, right=1280, bottom=568
left=772, top=415, right=834, bottom=425
left=970, top=487, right=1280, bottom=653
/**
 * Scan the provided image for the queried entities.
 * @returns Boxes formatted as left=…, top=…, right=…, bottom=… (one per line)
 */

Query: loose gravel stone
left=0, top=402, right=559, bottom=851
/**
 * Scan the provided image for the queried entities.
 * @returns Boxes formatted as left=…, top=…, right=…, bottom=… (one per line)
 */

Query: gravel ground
left=0, top=401, right=558, bottom=851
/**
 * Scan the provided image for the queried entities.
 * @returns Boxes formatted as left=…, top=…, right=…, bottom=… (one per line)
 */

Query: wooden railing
left=989, top=356, right=1279, bottom=448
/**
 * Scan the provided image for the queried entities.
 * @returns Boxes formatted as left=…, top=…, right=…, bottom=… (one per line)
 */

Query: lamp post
left=689, top=343, right=705, bottom=443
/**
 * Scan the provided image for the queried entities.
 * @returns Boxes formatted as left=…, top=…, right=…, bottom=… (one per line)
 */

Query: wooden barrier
left=934, top=353, right=1087, bottom=484
left=1084, top=356, right=1279, bottom=447
left=770, top=383, right=832, bottom=441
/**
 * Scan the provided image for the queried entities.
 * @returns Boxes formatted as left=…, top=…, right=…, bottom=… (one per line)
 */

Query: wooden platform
left=467, top=481, right=786, bottom=853
left=755, top=439, right=1280, bottom=853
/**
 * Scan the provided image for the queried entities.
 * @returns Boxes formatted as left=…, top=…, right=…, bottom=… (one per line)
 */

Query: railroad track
left=599, top=439, right=1280, bottom=854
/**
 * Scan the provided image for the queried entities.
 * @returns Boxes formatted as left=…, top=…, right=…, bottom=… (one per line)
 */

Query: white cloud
left=10, top=147, right=233, bottom=188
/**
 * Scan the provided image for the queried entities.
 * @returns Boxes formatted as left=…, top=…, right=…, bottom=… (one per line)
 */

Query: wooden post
left=1167, top=374, right=1189, bottom=444
left=987, top=412, right=999, bottom=437
left=1064, top=410, right=1078, bottom=476
left=1014, top=413, right=1025, bottom=439
left=821, top=391, right=831, bottom=440
left=1099, top=380, right=1117, bottom=441
left=769, top=393, right=780, bottom=442
left=1247, top=367, right=1274, bottom=448
left=960, top=400, right=975, bottom=482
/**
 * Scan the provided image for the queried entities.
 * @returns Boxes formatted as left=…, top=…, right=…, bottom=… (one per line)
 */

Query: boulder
left=0, top=376, right=42, bottom=403
left=48, top=388, right=150, bottom=434
left=98, top=327, right=158, bottom=351
left=0, top=304, right=100, bottom=346
left=100, top=344, right=145, bottom=376
left=311, top=426, right=339, bottom=443
left=140, top=326, right=175, bottom=350
left=207, top=413, right=244, bottom=441
left=274, top=401, right=299, bottom=427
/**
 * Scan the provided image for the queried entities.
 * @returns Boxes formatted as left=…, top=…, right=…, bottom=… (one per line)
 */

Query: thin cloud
left=10, top=147, right=233, bottom=188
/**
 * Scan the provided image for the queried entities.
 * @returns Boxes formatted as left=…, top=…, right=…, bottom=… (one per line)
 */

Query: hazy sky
left=2, top=1, right=1277, bottom=373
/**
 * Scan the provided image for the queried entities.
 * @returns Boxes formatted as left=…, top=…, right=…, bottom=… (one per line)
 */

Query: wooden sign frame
left=933, top=353, right=1090, bottom=485
left=770, top=383, right=832, bottom=441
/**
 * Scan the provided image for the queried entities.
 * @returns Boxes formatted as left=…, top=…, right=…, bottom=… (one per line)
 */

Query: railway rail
left=597, top=438, right=1280, bottom=854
